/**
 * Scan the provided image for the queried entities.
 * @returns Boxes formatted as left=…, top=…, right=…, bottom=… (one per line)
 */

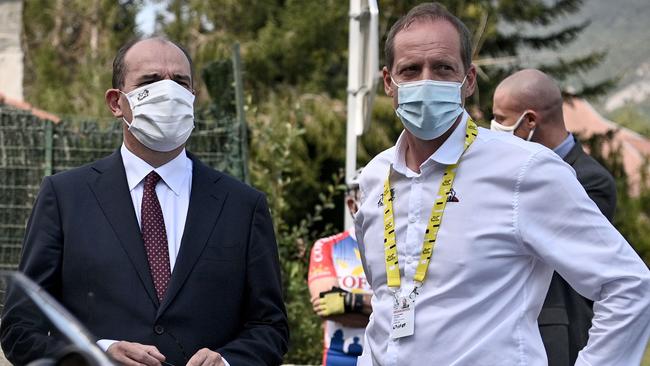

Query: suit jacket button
left=154, top=325, right=165, bottom=335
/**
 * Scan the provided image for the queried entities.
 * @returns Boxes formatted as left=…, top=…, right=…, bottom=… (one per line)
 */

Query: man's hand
left=107, top=341, right=166, bottom=366
left=186, top=348, right=224, bottom=366
left=311, top=295, right=329, bottom=317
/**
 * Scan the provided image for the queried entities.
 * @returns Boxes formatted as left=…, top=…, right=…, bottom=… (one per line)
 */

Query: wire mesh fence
left=0, top=105, right=246, bottom=270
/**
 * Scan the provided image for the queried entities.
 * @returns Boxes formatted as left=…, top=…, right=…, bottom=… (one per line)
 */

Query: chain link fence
left=0, top=105, right=247, bottom=270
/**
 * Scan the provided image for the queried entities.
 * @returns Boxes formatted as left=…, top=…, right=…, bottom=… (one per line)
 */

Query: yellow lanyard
left=383, top=118, right=478, bottom=290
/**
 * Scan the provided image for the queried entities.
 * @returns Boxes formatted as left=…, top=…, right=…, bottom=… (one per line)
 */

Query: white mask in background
left=121, top=79, right=195, bottom=152
left=490, top=111, right=536, bottom=141
left=392, top=75, right=467, bottom=141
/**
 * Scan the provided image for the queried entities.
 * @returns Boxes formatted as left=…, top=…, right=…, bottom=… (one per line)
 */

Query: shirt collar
left=392, top=111, right=470, bottom=176
left=120, top=144, right=190, bottom=196
left=552, top=132, right=575, bottom=159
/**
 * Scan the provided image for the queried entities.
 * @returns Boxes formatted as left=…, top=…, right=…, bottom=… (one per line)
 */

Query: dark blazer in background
left=538, top=137, right=617, bottom=366
left=0, top=151, right=289, bottom=365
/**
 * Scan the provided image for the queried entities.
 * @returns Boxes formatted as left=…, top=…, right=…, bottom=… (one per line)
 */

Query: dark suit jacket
left=538, top=137, right=617, bottom=366
left=0, top=151, right=289, bottom=365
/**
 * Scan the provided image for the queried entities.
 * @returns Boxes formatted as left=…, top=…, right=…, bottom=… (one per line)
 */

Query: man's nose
left=420, top=68, right=435, bottom=81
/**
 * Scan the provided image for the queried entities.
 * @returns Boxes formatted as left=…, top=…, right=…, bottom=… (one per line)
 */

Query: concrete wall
left=0, top=0, right=23, bottom=101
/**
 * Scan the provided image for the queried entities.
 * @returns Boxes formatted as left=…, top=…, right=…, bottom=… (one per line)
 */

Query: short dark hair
left=384, top=2, right=472, bottom=73
left=111, top=36, right=194, bottom=89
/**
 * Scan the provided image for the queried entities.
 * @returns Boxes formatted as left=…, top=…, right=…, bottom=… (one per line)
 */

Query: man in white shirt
left=354, top=3, right=650, bottom=365
left=0, top=37, right=288, bottom=366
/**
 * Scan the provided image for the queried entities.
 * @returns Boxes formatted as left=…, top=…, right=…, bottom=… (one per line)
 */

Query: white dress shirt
left=355, top=112, right=650, bottom=366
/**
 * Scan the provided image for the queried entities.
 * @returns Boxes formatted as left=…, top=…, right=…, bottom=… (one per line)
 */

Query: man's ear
left=525, top=110, right=538, bottom=128
left=382, top=66, right=394, bottom=97
left=105, top=89, right=124, bottom=118
left=463, top=64, right=477, bottom=98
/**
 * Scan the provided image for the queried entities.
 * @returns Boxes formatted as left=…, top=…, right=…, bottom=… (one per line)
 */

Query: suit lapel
left=157, top=154, right=227, bottom=317
left=88, top=151, right=159, bottom=307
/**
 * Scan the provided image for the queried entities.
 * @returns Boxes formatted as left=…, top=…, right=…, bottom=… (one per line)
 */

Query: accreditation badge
left=390, top=295, right=414, bottom=338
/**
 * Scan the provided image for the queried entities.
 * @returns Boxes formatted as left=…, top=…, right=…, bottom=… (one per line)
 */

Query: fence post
left=231, top=43, right=250, bottom=184
left=44, top=120, right=53, bottom=176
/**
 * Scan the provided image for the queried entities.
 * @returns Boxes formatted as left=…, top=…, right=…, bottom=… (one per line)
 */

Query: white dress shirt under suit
left=355, top=112, right=650, bottom=366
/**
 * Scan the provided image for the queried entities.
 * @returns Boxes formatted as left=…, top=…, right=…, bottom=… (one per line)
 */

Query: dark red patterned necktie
left=141, top=171, right=171, bottom=301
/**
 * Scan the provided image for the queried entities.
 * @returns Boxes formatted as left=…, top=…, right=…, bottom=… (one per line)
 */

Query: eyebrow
left=173, top=73, right=192, bottom=85
left=135, top=73, right=192, bottom=86
left=135, top=73, right=161, bottom=84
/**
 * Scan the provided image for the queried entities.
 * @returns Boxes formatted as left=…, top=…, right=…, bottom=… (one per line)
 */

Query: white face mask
left=121, top=79, right=195, bottom=152
left=490, top=111, right=535, bottom=141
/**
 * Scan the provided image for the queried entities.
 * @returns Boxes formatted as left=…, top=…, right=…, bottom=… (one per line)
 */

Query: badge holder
left=390, top=285, right=419, bottom=339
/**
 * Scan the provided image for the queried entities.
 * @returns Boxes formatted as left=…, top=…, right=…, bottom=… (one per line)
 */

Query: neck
left=123, top=132, right=184, bottom=168
left=404, top=117, right=461, bottom=173
left=543, top=126, right=570, bottom=150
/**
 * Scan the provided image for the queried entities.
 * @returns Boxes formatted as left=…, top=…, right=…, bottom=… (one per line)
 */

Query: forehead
left=123, top=40, right=191, bottom=81
left=493, top=87, right=522, bottom=114
left=392, top=19, right=462, bottom=68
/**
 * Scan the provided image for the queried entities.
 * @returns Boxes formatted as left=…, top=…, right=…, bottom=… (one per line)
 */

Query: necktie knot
left=144, top=171, right=162, bottom=190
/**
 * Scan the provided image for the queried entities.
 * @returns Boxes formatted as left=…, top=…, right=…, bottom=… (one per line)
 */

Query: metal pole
left=44, top=120, right=53, bottom=176
left=345, top=0, right=362, bottom=230
left=232, top=43, right=250, bottom=184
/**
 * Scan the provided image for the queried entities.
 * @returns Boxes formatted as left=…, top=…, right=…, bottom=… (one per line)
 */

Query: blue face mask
left=393, top=76, right=467, bottom=140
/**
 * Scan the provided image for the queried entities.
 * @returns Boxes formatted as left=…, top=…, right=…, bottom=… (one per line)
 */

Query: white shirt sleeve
left=515, top=149, right=650, bottom=365
left=97, top=339, right=117, bottom=351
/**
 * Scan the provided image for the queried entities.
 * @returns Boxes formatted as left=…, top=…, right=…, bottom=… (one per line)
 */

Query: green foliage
left=607, top=104, right=650, bottom=138
left=583, top=132, right=650, bottom=265
left=22, top=0, right=141, bottom=116
left=201, top=59, right=236, bottom=117
left=248, top=91, right=346, bottom=363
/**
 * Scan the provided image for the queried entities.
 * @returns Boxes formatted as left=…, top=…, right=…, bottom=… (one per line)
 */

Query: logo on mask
left=137, top=89, right=149, bottom=101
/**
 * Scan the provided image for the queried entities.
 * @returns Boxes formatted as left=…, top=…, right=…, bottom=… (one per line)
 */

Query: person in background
left=492, top=68, right=617, bottom=365
left=0, top=36, right=288, bottom=366
left=308, top=169, right=372, bottom=366
left=353, top=2, right=650, bottom=365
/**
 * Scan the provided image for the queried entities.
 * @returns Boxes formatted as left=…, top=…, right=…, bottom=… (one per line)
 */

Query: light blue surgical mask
left=392, top=76, right=467, bottom=140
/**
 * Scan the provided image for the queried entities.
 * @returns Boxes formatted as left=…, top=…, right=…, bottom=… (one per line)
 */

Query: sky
left=135, top=0, right=164, bottom=36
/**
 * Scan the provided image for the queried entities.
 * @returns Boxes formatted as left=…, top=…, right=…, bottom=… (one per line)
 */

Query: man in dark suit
left=0, top=37, right=289, bottom=366
left=491, top=68, right=617, bottom=365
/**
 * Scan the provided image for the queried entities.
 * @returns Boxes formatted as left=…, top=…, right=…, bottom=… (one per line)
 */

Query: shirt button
left=406, top=257, right=413, bottom=264
left=408, top=216, right=417, bottom=223
left=154, top=325, right=165, bottom=335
